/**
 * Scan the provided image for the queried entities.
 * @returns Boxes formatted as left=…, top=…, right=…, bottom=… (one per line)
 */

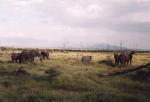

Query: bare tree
left=135, top=43, right=138, bottom=51
left=106, top=43, right=110, bottom=51
left=62, top=39, right=69, bottom=53
left=80, top=41, right=83, bottom=56
left=120, top=40, right=123, bottom=51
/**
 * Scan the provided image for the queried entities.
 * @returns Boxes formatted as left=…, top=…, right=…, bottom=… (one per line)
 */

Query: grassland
left=0, top=51, right=149, bottom=102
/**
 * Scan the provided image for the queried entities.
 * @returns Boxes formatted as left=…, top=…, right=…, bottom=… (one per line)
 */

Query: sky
left=0, top=0, right=150, bottom=49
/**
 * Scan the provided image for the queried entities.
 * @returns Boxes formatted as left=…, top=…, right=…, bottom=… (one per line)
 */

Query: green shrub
left=45, top=68, right=62, bottom=82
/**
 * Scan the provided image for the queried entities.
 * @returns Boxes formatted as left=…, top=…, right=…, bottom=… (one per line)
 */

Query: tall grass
left=0, top=51, right=149, bottom=102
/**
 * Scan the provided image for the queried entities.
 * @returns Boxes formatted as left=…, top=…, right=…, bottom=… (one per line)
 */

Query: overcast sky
left=0, top=0, right=150, bottom=49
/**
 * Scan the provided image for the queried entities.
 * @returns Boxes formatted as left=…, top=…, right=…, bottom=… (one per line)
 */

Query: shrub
left=1, top=81, right=11, bottom=88
left=45, top=68, right=62, bottom=82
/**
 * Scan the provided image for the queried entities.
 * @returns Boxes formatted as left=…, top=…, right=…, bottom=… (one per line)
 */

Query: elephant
left=114, top=51, right=135, bottom=67
left=114, top=52, right=120, bottom=65
left=11, top=53, right=21, bottom=63
left=120, top=51, right=135, bottom=66
left=119, top=52, right=127, bottom=66
left=81, top=56, right=92, bottom=63
left=19, top=50, right=41, bottom=63
left=41, top=50, right=49, bottom=59
left=128, top=51, right=135, bottom=64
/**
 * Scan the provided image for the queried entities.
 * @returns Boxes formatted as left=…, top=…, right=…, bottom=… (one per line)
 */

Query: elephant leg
left=115, top=59, right=117, bottom=65
left=18, top=56, right=22, bottom=63
left=11, top=59, right=14, bottom=63
left=19, top=59, right=22, bottom=63
left=117, top=60, right=120, bottom=65
left=31, top=57, right=34, bottom=62
left=19, top=56, right=26, bottom=63
left=120, top=60, right=123, bottom=67
left=43, top=56, right=45, bottom=59
left=130, top=58, right=132, bottom=65
left=123, top=61, right=126, bottom=66
left=117, top=61, right=119, bottom=65
left=119, top=61, right=122, bottom=67
left=15, top=59, right=18, bottom=63
left=127, top=60, right=129, bottom=66
left=40, top=58, right=43, bottom=63
left=123, top=63, right=125, bottom=67
left=126, top=60, right=128, bottom=66
left=115, top=61, right=116, bottom=65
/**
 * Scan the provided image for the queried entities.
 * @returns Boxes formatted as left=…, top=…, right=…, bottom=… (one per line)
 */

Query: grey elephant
left=19, top=49, right=41, bottom=63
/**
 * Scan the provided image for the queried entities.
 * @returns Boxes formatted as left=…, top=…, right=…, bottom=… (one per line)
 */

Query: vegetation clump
left=1, top=81, right=11, bottom=88
left=15, top=67, right=28, bottom=75
left=99, top=60, right=115, bottom=66
left=45, top=67, right=62, bottom=82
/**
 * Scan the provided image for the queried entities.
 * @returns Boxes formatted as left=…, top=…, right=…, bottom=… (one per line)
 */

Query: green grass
left=0, top=52, right=149, bottom=102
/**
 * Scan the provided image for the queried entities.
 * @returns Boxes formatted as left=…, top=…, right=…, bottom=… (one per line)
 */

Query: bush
left=98, top=60, right=115, bottom=67
left=45, top=68, right=62, bottom=82
left=1, top=81, right=12, bottom=88
left=134, top=69, right=150, bottom=81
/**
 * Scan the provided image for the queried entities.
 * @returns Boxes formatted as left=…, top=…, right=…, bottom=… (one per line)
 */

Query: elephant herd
left=114, top=51, right=135, bottom=66
left=80, top=51, right=135, bottom=66
left=11, top=49, right=135, bottom=67
left=11, top=50, right=49, bottom=63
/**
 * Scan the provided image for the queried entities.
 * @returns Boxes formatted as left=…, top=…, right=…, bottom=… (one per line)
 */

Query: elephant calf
left=11, top=53, right=21, bottom=63
left=81, top=56, right=92, bottom=63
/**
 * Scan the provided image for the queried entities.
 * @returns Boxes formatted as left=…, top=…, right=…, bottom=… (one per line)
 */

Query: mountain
left=84, top=44, right=128, bottom=51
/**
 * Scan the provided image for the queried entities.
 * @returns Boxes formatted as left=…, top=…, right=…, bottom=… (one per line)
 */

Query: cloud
left=0, top=0, right=149, bottom=49
left=110, top=22, right=150, bottom=32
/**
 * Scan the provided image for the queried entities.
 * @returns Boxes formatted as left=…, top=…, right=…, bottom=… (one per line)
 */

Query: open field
left=0, top=51, right=149, bottom=102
